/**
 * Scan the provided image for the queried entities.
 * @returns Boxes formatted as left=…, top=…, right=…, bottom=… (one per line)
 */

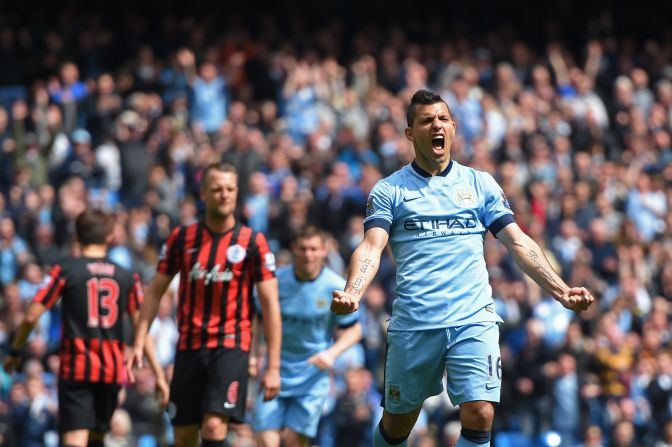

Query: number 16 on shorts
left=487, top=354, right=502, bottom=380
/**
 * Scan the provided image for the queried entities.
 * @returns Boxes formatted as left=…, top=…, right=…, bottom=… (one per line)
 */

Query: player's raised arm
left=495, top=222, right=595, bottom=312
left=256, top=277, right=281, bottom=401
left=331, top=226, right=389, bottom=315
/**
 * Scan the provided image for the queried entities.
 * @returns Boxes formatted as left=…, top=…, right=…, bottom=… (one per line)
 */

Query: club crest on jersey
left=455, top=188, right=475, bottom=206
left=388, top=383, right=401, bottom=401
left=366, top=196, right=375, bottom=216
left=227, top=244, right=246, bottom=263
left=315, top=297, right=328, bottom=309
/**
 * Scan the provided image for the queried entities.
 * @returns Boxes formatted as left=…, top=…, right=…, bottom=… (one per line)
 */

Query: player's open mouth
left=432, top=135, right=445, bottom=151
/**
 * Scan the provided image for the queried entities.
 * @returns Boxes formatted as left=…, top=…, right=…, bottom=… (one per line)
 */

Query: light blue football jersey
left=364, top=160, right=513, bottom=331
left=271, top=264, right=359, bottom=396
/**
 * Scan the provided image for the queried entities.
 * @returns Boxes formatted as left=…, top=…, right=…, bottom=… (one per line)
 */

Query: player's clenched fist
left=559, top=287, right=595, bottom=312
left=331, top=290, right=359, bottom=314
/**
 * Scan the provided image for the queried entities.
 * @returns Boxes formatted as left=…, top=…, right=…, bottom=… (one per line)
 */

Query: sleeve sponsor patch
left=501, top=190, right=511, bottom=209
left=264, top=253, right=276, bottom=272
left=366, top=196, right=375, bottom=216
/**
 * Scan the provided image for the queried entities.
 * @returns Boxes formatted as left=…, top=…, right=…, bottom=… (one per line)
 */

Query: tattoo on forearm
left=346, top=258, right=373, bottom=295
left=527, top=250, right=560, bottom=286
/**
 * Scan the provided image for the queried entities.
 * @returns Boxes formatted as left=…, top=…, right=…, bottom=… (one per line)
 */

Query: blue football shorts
left=382, top=322, right=501, bottom=414
left=252, top=389, right=326, bottom=438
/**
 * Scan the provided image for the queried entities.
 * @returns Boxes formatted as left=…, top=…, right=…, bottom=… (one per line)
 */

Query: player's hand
left=558, top=287, right=594, bottom=312
left=3, top=355, right=20, bottom=374
left=248, top=356, right=258, bottom=378
left=331, top=290, right=359, bottom=315
left=155, top=376, right=170, bottom=408
left=125, top=344, right=144, bottom=384
left=308, top=350, right=336, bottom=370
left=260, top=368, right=280, bottom=401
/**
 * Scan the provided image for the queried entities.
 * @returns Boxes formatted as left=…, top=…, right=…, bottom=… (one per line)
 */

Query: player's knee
left=283, top=430, right=309, bottom=447
left=381, top=410, right=418, bottom=439
left=460, top=401, right=495, bottom=429
left=201, top=413, right=229, bottom=439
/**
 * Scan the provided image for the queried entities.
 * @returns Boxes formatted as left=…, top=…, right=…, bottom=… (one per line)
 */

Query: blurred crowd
left=0, top=4, right=672, bottom=447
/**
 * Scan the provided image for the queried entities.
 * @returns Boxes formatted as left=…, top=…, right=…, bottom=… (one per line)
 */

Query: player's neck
left=80, top=244, right=108, bottom=258
left=294, top=266, right=322, bottom=282
left=204, top=214, right=236, bottom=234
left=414, top=156, right=451, bottom=176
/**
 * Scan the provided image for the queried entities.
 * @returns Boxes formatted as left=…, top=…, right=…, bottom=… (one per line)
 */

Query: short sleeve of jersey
left=157, top=226, right=183, bottom=276
left=34, top=264, right=66, bottom=309
left=363, top=179, right=395, bottom=233
left=127, top=272, right=144, bottom=315
left=481, top=172, right=515, bottom=236
left=248, top=232, right=277, bottom=282
left=335, top=309, right=359, bottom=328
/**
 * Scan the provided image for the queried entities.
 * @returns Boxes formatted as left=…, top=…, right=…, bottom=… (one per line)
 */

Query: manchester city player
left=253, top=226, right=362, bottom=447
left=331, top=90, right=594, bottom=447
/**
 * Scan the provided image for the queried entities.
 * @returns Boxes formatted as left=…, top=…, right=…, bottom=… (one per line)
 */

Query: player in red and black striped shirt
left=4, top=209, right=168, bottom=447
left=130, top=162, right=282, bottom=447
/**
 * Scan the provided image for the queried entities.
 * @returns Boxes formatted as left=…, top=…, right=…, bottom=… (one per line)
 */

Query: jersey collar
left=293, top=265, right=324, bottom=283
left=411, top=160, right=453, bottom=177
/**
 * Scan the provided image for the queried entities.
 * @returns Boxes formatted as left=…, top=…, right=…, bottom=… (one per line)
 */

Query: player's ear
left=404, top=127, right=414, bottom=142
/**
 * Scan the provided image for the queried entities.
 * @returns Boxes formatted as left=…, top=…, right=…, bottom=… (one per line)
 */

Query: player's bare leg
left=257, top=429, right=282, bottom=447
left=200, top=412, right=229, bottom=445
left=283, top=428, right=310, bottom=447
left=457, top=400, right=494, bottom=446
left=173, top=424, right=199, bottom=447
left=61, top=429, right=89, bottom=447
left=374, top=406, right=423, bottom=446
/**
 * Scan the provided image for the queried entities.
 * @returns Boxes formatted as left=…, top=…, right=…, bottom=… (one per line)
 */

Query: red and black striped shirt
left=157, top=221, right=276, bottom=351
left=35, top=257, right=143, bottom=385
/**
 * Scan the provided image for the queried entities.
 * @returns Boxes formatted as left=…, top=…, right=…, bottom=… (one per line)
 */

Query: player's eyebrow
left=418, top=113, right=450, bottom=120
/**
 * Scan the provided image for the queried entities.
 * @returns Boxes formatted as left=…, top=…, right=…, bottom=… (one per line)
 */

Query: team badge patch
left=315, top=297, right=328, bottom=309
left=264, top=253, right=276, bottom=272
left=224, top=381, right=239, bottom=409
left=455, top=188, right=475, bottom=206
left=227, top=381, right=239, bottom=403
left=388, top=383, right=401, bottom=401
left=226, top=244, right=246, bottom=263
left=366, top=196, right=375, bottom=216
left=501, top=190, right=511, bottom=209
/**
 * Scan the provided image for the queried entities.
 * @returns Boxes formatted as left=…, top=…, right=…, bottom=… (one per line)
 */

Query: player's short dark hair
left=295, top=226, right=326, bottom=243
left=406, top=89, right=450, bottom=126
left=200, top=162, right=238, bottom=189
left=75, top=209, right=115, bottom=246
